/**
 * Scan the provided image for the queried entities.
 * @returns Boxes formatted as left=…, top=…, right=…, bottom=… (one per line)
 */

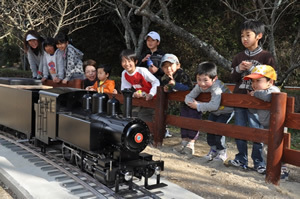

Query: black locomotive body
left=0, top=78, right=165, bottom=191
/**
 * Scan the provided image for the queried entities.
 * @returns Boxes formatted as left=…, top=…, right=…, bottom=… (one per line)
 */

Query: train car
left=0, top=77, right=49, bottom=139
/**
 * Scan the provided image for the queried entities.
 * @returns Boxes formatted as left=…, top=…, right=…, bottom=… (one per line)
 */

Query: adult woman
left=23, top=30, right=44, bottom=79
left=83, top=59, right=97, bottom=88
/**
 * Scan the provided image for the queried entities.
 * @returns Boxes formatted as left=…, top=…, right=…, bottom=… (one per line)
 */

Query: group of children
left=24, top=31, right=85, bottom=84
left=25, top=19, right=285, bottom=176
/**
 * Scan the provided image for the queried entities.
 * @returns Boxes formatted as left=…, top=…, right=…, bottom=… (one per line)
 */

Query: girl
left=41, top=37, right=64, bottom=83
left=23, top=30, right=44, bottom=79
left=54, top=32, right=85, bottom=84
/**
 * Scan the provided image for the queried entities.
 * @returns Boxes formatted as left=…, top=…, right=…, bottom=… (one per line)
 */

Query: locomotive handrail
left=109, top=86, right=300, bottom=186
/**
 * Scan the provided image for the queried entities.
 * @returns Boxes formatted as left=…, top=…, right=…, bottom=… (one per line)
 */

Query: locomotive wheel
left=62, top=147, right=75, bottom=164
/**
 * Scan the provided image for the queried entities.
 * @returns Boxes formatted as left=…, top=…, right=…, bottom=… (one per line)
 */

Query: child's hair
left=83, top=59, right=97, bottom=72
left=97, top=64, right=112, bottom=77
left=240, top=19, right=265, bottom=36
left=195, top=62, right=217, bottom=79
left=54, top=32, right=69, bottom=43
left=43, top=37, right=57, bottom=50
left=120, top=49, right=138, bottom=62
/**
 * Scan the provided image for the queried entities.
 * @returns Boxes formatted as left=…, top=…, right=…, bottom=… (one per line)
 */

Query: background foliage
left=0, top=0, right=299, bottom=85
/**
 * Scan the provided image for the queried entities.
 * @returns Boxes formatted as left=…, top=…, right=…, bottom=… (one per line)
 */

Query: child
left=23, top=30, right=44, bottom=79
left=139, top=31, right=165, bottom=82
left=54, top=32, right=85, bottom=84
left=185, top=62, right=233, bottom=161
left=244, top=65, right=289, bottom=177
left=244, top=65, right=279, bottom=127
left=40, top=37, right=64, bottom=83
left=83, top=59, right=97, bottom=89
left=86, top=64, right=117, bottom=94
left=120, top=49, right=160, bottom=121
left=160, top=54, right=201, bottom=152
left=229, top=19, right=276, bottom=173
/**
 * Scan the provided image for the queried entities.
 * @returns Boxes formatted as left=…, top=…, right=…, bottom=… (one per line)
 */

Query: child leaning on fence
left=243, top=64, right=289, bottom=178
left=185, top=62, right=233, bottom=162
left=120, top=49, right=160, bottom=122
left=160, top=54, right=201, bottom=155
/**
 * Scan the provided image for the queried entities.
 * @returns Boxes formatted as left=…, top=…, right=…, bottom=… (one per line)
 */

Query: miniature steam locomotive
left=0, top=77, right=165, bottom=192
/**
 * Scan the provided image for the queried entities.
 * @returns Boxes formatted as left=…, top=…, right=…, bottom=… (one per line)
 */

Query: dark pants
left=180, top=105, right=202, bottom=140
left=207, top=112, right=232, bottom=150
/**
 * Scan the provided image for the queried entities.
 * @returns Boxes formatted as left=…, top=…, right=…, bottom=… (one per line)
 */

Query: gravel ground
left=0, top=181, right=15, bottom=199
left=144, top=131, right=300, bottom=199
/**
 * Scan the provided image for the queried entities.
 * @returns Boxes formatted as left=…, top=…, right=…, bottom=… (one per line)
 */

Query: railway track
left=0, top=132, right=163, bottom=199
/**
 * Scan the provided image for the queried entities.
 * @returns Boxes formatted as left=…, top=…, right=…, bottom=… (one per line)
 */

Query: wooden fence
left=112, top=87, right=299, bottom=185
left=43, top=80, right=300, bottom=185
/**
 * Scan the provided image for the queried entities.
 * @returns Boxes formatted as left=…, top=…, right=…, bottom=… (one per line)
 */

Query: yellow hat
left=244, top=65, right=277, bottom=80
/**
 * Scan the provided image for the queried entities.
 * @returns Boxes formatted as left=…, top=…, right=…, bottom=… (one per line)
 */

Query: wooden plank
left=42, top=79, right=83, bottom=89
left=0, top=83, right=52, bottom=90
left=283, top=133, right=291, bottom=149
left=284, top=113, right=300, bottom=130
left=266, top=92, right=287, bottom=185
left=286, top=97, right=295, bottom=113
left=282, top=148, right=300, bottom=167
left=166, top=115, right=269, bottom=143
left=167, top=91, right=271, bottom=110
left=221, top=93, right=271, bottom=110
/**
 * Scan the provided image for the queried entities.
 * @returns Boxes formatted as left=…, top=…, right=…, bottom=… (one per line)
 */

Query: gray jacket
left=27, top=47, right=44, bottom=78
left=249, top=85, right=280, bottom=129
left=185, top=79, right=233, bottom=116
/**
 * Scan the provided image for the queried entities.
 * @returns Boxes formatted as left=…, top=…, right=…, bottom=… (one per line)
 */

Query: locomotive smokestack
left=122, top=89, right=134, bottom=118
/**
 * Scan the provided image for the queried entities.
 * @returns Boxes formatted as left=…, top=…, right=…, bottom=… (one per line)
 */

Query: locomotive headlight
left=124, top=171, right=133, bottom=181
left=155, top=166, right=161, bottom=175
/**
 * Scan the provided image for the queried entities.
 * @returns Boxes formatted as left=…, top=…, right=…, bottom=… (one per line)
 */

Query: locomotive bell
left=107, top=96, right=120, bottom=117
left=92, top=92, right=108, bottom=114
left=82, top=93, right=92, bottom=111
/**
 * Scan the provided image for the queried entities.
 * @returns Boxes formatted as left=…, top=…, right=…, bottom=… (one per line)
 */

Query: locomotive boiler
left=34, top=87, right=165, bottom=191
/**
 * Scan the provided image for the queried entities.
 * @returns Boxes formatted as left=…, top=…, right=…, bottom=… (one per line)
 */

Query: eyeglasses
left=85, top=70, right=96, bottom=74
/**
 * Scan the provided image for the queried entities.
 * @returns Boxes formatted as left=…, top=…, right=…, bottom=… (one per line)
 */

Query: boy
left=185, top=62, right=233, bottom=161
left=86, top=64, right=116, bottom=94
left=160, top=54, right=201, bottom=153
left=120, top=49, right=160, bottom=121
left=229, top=19, right=276, bottom=173
left=243, top=65, right=279, bottom=128
left=243, top=65, right=289, bottom=178
left=139, top=31, right=165, bottom=82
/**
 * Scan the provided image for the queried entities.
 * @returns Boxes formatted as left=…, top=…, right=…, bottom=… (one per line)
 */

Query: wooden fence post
left=266, top=92, right=287, bottom=184
left=153, top=86, right=167, bottom=147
